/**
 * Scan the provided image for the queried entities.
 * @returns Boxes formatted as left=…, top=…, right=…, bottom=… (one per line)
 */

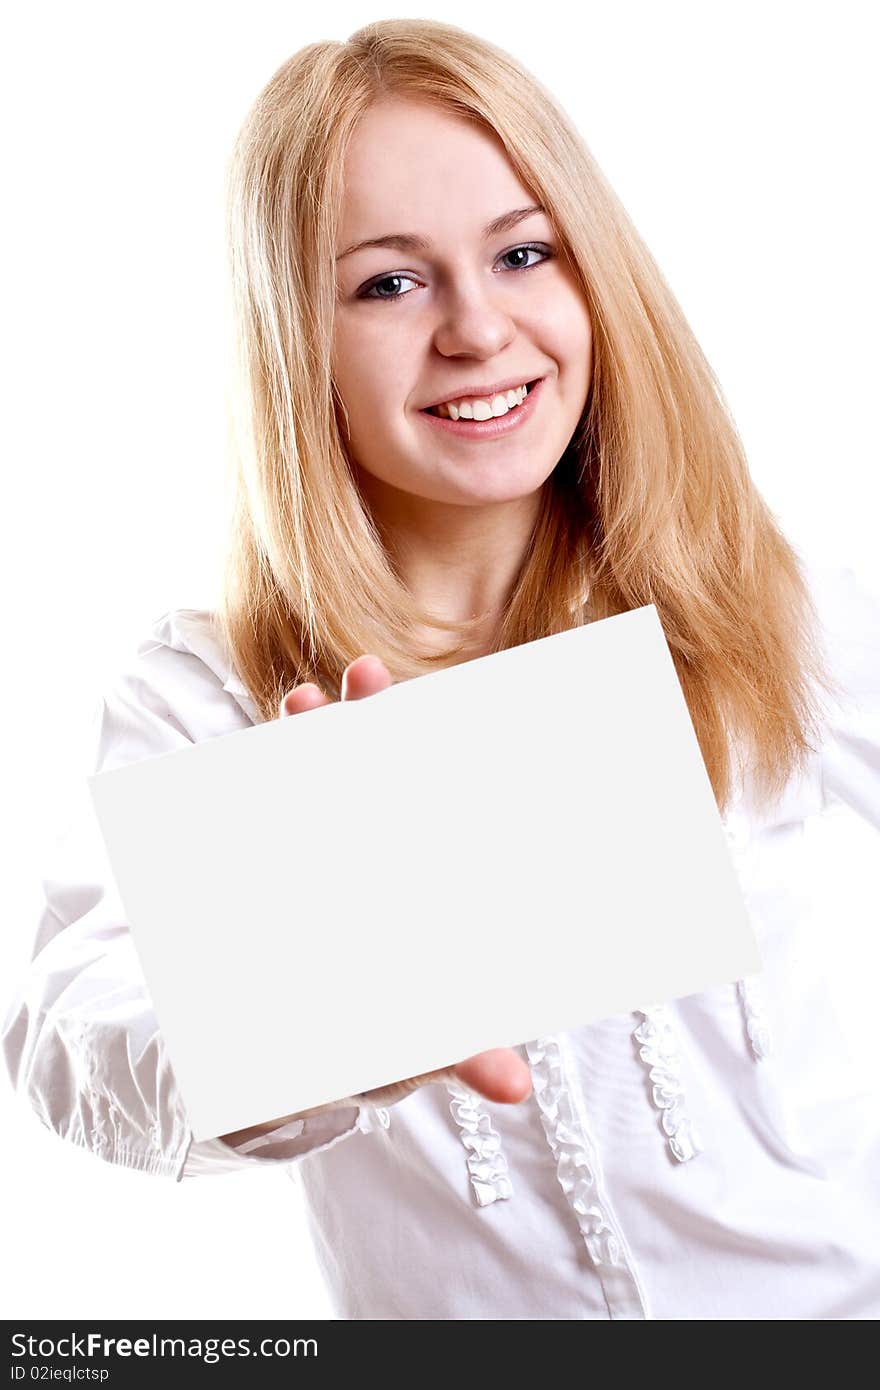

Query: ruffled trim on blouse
left=632, top=1004, right=704, bottom=1163
left=736, top=974, right=774, bottom=1059
left=524, top=1036, right=630, bottom=1267
left=445, top=1081, right=514, bottom=1207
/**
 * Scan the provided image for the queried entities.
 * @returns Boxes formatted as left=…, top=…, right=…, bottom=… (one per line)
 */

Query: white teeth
left=436, top=382, right=529, bottom=421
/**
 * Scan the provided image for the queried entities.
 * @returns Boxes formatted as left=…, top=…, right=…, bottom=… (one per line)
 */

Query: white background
left=2, top=0, right=877, bottom=1319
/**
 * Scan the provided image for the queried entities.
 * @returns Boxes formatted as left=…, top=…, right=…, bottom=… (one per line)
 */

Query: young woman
left=4, top=19, right=878, bottom=1319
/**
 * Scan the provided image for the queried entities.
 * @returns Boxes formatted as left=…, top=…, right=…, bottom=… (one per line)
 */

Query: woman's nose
left=430, top=278, right=517, bottom=359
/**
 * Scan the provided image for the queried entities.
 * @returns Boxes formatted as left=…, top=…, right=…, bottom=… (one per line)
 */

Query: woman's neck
left=356, top=467, right=545, bottom=643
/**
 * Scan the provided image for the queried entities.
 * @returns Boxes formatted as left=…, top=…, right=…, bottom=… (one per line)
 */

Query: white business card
left=88, top=604, right=761, bottom=1142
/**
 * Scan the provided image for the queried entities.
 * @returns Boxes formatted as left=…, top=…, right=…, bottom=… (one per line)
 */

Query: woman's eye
left=498, top=245, right=547, bottom=272
left=357, top=243, right=553, bottom=305
left=360, top=272, right=420, bottom=303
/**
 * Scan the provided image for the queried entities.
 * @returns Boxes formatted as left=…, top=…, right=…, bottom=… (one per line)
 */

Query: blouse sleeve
left=814, top=562, right=880, bottom=834
left=1, top=640, right=372, bottom=1182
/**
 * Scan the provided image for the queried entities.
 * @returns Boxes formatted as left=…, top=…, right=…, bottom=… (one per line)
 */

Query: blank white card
left=87, top=605, right=761, bottom=1142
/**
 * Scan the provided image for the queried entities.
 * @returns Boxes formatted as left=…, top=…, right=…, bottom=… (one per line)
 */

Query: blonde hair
left=217, top=16, right=840, bottom=816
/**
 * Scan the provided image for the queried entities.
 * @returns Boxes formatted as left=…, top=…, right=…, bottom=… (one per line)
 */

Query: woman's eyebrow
left=335, top=205, right=546, bottom=261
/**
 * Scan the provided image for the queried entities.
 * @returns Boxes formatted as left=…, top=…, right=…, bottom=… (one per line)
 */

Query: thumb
left=452, top=1049, right=533, bottom=1103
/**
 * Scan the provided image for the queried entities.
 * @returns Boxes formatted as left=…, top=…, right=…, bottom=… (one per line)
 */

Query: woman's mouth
left=419, top=378, right=545, bottom=440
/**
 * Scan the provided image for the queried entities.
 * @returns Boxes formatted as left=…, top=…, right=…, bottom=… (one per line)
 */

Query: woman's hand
left=218, top=655, right=532, bottom=1149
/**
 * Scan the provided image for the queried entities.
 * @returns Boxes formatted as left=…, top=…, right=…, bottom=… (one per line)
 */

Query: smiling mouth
left=423, top=380, right=541, bottom=418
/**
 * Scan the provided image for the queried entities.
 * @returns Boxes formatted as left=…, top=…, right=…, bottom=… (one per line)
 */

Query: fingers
left=289, top=1044, right=534, bottom=1122
left=359, top=1048, right=533, bottom=1110
left=279, top=654, right=392, bottom=719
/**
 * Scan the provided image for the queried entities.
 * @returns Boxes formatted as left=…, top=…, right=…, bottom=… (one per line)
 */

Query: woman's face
left=332, top=97, right=593, bottom=511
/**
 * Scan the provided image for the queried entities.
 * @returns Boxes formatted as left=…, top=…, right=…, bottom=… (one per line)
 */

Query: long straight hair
left=216, top=17, right=840, bottom=816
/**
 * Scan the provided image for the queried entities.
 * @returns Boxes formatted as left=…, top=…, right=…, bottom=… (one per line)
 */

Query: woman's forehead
left=337, top=103, right=538, bottom=250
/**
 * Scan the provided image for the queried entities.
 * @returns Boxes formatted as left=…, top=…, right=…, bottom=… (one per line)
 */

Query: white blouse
left=3, top=558, right=879, bottom=1320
